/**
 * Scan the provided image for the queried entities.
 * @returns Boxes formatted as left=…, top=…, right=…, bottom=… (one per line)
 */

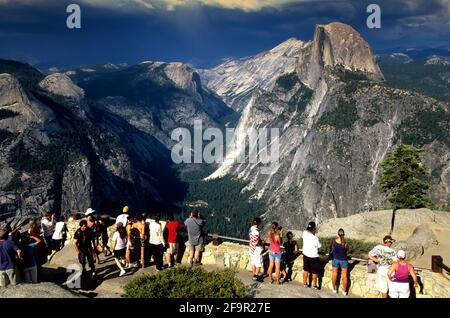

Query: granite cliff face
left=205, top=23, right=450, bottom=228
left=198, top=38, right=307, bottom=112
left=0, top=59, right=230, bottom=221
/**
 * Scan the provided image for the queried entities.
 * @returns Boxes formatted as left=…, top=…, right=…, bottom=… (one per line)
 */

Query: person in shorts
left=73, top=220, right=96, bottom=278
left=48, top=216, right=67, bottom=262
left=0, top=228, right=22, bottom=287
left=267, top=222, right=283, bottom=284
left=368, top=235, right=397, bottom=298
left=164, top=214, right=184, bottom=267
left=387, top=250, right=418, bottom=298
left=112, top=222, right=127, bottom=277
left=249, top=217, right=264, bottom=282
left=302, top=221, right=321, bottom=289
left=331, top=228, right=349, bottom=295
left=184, top=210, right=206, bottom=266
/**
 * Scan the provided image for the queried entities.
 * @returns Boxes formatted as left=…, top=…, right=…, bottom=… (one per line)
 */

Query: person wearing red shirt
left=164, top=214, right=184, bottom=267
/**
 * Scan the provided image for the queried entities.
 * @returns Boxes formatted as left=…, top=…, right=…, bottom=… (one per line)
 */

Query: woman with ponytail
left=331, top=228, right=349, bottom=295
left=267, top=222, right=282, bottom=284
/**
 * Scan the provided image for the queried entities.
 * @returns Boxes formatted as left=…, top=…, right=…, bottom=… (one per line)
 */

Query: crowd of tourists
left=248, top=217, right=419, bottom=298
left=0, top=206, right=207, bottom=287
left=0, top=211, right=69, bottom=287
left=1, top=208, right=419, bottom=298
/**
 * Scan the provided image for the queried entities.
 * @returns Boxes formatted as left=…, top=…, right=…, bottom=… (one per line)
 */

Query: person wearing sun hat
left=85, top=208, right=96, bottom=217
left=368, top=235, right=397, bottom=298
left=387, top=250, right=419, bottom=298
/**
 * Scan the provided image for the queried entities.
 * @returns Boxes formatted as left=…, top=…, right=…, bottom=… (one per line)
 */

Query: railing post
left=212, top=234, right=221, bottom=246
left=431, top=255, right=443, bottom=273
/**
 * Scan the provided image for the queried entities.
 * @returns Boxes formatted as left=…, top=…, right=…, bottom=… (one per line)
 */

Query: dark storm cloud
left=0, top=0, right=448, bottom=69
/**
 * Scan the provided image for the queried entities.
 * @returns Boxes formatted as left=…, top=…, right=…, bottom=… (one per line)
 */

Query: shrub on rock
left=124, top=266, right=248, bottom=298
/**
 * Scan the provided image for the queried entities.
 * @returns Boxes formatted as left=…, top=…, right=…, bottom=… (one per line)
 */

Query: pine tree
left=379, top=144, right=434, bottom=233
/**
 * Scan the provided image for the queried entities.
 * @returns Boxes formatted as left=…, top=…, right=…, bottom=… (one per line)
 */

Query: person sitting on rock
left=368, top=235, right=397, bottom=298
left=387, top=250, right=418, bottom=298
left=73, top=220, right=96, bottom=278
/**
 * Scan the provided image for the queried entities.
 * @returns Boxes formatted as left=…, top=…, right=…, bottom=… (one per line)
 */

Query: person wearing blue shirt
left=0, top=228, right=22, bottom=287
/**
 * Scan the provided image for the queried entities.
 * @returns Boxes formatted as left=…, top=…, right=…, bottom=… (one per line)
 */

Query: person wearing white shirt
left=149, top=216, right=165, bottom=271
left=368, top=235, right=397, bottom=298
left=112, top=222, right=128, bottom=276
left=302, top=221, right=321, bottom=289
left=115, top=206, right=129, bottom=226
left=48, top=216, right=67, bottom=261
left=41, top=212, right=55, bottom=255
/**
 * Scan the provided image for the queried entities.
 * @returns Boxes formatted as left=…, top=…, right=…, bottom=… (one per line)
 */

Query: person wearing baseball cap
left=301, top=221, right=321, bottom=290
left=368, top=235, right=397, bottom=298
left=115, top=206, right=129, bottom=226
left=387, top=250, right=419, bottom=298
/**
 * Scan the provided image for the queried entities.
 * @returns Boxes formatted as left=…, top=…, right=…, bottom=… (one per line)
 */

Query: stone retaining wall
left=195, top=241, right=450, bottom=298
left=65, top=218, right=449, bottom=298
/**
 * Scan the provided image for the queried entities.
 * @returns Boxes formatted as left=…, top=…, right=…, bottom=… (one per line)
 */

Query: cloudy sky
left=0, top=0, right=449, bottom=69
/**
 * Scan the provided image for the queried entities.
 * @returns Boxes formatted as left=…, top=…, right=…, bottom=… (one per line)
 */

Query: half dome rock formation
left=38, top=73, right=85, bottom=101
left=162, top=62, right=202, bottom=94
left=297, top=22, right=384, bottom=89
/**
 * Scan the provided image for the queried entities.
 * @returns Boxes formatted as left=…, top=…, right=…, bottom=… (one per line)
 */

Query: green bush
left=124, top=266, right=248, bottom=298
left=299, top=237, right=378, bottom=259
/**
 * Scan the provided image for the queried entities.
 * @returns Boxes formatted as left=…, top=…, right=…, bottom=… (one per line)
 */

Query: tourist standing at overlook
left=21, top=234, right=41, bottom=283
left=116, top=206, right=129, bottom=226
left=48, top=216, right=67, bottom=263
left=184, top=210, right=206, bottom=267
left=41, top=212, right=55, bottom=256
left=387, top=250, right=418, bottom=298
left=134, top=214, right=147, bottom=269
left=73, top=220, right=96, bottom=278
left=368, top=235, right=397, bottom=298
left=249, top=217, right=264, bottom=282
left=283, top=231, right=299, bottom=282
left=164, top=214, right=184, bottom=267
left=331, top=228, right=349, bottom=296
left=302, top=221, right=321, bottom=289
left=111, top=222, right=128, bottom=277
left=87, top=215, right=101, bottom=264
left=27, top=219, right=43, bottom=266
left=0, top=228, right=22, bottom=287
left=149, top=216, right=165, bottom=271
left=267, top=222, right=282, bottom=284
